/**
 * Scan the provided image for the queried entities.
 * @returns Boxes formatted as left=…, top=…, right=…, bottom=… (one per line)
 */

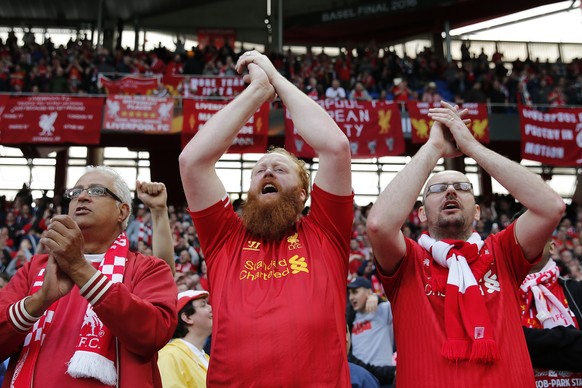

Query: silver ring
left=246, top=52, right=252, bottom=56
left=449, top=117, right=454, bottom=122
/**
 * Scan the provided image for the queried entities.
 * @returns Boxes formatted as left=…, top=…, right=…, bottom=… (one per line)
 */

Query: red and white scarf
left=418, top=232, right=499, bottom=363
left=520, top=259, right=576, bottom=329
left=11, top=233, right=128, bottom=387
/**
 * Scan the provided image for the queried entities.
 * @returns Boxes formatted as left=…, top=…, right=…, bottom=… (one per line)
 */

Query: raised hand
left=235, top=50, right=278, bottom=81
left=428, top=101, right=475, bottom=155
left=426, top=119, right=463, bottom=159
left=136, top=181, right=167, bottom=210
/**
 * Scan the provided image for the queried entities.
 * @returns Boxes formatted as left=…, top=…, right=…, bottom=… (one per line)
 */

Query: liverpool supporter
left=366, top=101, right=565, bottom=387
left=521, top=239, right=582, bottom=384
left=179, top=50, right=353, bottom=386
left=325, top=78, right=347, bottom=100
left=0, top=166, right=177, bottom=387
left=135, top=180, right=175, bottom=274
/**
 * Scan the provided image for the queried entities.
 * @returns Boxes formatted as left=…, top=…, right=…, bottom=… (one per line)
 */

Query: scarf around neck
left=418, top=232, right=499, bottom=363
left=520, top=259, right=576, bottom=329
left=11, top=233, right=128, bottom=387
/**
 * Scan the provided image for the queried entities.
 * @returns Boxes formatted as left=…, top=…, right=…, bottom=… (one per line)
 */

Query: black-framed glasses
left=425, top=182, right=473, bottom=197
left=64, top=186, right=123, bottom=203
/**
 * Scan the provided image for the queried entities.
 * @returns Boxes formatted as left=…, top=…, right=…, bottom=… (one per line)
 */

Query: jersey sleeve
left=188, top=194, right=241, bottom=266
left=91, top=254, right=178, bottom=358
left=307, top=184, right=354, bottom=254
left=0, top=256, right=46, bottom=360
left=488, top=222, right=534, bottom=286
left=375, top=237, right=418, bottom=305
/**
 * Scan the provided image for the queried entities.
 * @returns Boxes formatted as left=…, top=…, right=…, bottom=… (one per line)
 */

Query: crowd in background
left=1, top=30, right=582, bottom=386
left=0, top=29, right=581, bottom=109
left=1, top=183, right=582, bottom=294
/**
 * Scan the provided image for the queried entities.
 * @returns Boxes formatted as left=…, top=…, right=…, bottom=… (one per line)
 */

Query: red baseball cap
left=177, top=290, right=209, bottom=312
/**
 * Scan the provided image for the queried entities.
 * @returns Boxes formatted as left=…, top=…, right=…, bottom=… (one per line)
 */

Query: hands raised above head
left=235, top=51, right=277, bottom=102
left=235, top=50, right=278, bottom=81
left=427, top=101, right=474, bottom=158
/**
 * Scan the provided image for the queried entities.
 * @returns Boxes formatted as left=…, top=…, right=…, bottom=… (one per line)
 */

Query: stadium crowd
left=2, top=178, right=582, bottom=385
left=0, top=29, right=580, bottom=108
left=1, top=30, right=582, bottom=387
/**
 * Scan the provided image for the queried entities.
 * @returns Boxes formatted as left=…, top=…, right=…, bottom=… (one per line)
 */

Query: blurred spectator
left=305, top=76, right=321, bottom=100
left=391, top=78, right=415, bottom=103
left=325, top=78, right=347, bottom=100
left=464, top=81, right=487, bottom=103
left=421, top=82, right=442, bottom=103
left=349, top=82, right=372, bottom=101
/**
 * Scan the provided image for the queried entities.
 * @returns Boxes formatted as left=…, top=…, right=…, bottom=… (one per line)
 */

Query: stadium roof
left=1, top=0, right=567, bottom=47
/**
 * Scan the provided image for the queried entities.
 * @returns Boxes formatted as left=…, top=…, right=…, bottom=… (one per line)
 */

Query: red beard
left=241, top=186, right=304, bottom=241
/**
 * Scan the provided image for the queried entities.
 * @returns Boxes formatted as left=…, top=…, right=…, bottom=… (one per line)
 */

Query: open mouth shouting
left=261, top=183, right=279, bottom=195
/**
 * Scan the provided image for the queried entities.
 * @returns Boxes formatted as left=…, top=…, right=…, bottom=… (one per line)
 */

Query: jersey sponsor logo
left=289, top=255, right=309, bottom=274
left=240, top=254, right=310, bottom=281
left=424, top=264, right=500, bottom=297
left=352, top=320, right=372, bottom=335
left=243, top=240, right=261, bottom=251
left=482, top=269, right=501, bottom=294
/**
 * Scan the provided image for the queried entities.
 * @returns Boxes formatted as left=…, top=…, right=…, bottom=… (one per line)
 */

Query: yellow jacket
left=158, top=339, right=209, bottom=387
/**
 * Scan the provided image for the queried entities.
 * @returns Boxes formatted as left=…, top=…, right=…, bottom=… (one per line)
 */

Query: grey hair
left=85, top=165, right=132, bottom=229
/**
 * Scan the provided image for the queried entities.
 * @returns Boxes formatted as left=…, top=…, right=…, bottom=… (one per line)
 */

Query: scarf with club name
left=520, top=259, right=577, bottom=329
left=11, top=233, right=128, bottom=387
left=418, top=232, right=499, bottom=363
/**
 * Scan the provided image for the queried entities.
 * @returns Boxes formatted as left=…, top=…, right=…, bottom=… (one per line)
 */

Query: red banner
left=99, top=74, right=160, bottom=95
left=181, top=99, right=269, bottom=153
left=519, top=105, right=582, bottom=166
left=407, top=102, right=490, bottom=143
left=0, top=94, right=9, bottom=117
left=185, top=76, right=246, bottom=97
left=197, top=29, right=236, bottom=50
left=103, top=95, right=175, bottom=133
left=0, top=95, right=103, bottom=144
left=284, top=100, right=404, bottom=159
left=162, top=74, right=184, bottom=96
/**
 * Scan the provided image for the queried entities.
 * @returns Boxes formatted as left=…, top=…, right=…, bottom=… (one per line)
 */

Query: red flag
left=181, top=99, right=269, bottom=153
left=99, top=74, right=160, bottom=95
left=0, top=95, right=103, bottom=144
left=285, top=100, right=404, bottom=158
left=407, top=102, right=489, bottom=143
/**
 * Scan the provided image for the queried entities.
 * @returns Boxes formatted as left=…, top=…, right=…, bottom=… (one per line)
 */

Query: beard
left=241, top=186, right=304, bottom=241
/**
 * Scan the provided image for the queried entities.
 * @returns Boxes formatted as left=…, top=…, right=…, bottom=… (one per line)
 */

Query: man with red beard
left=366, top=101, right=565, bottom=387
left=179, top=51, right=353, bottom=387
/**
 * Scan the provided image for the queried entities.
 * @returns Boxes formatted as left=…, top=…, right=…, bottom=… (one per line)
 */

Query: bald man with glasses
left=366, top=101, right=566, bottom=388
left=0, top=166, right=177, bottom=388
